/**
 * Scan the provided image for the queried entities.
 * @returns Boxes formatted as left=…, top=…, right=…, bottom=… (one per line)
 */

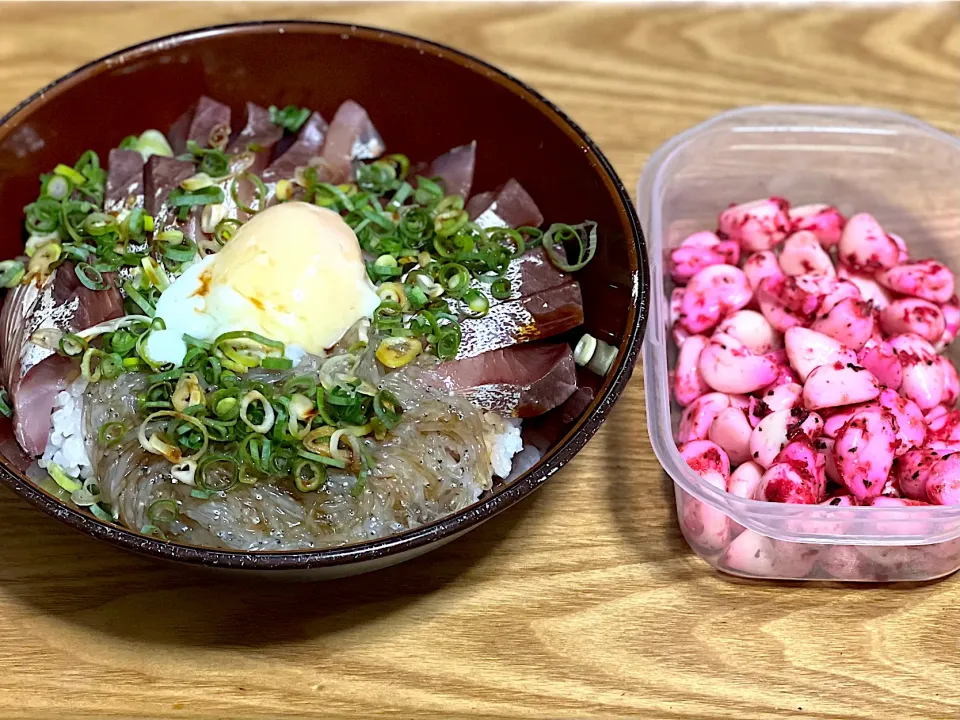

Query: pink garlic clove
left=708, top=406, right=753, bottom=466
left=677, top=392, right=730, bottom=444
left=939, top=356, right=959, bottom=407
left=789, top=204, right=845, bottom=247
left=743, top=250, right=784, bottom=291
left=926, top=454, right=960, bottom=505
left=802, top=363, right=880, bottom=410
left=679, top=264, right=753, bottom=334
left=837, top=213, right=900, bottom=272
left=857, top=338, right=903, bottom=391
left=716, top=309, right=781, bottom=355
left=876, top=259, right=956, bottom=305
left=895, top=447, right=939, bottom=502
left=836, top=266, right=892, bottom=311
left=779, top=230, right=836, bottom=277
left=888, top=333, right=944, bottom=410
left=678, top=439, right=731, bottom=479
left=698, top=333, right=779, bottom=395
left=717, top=197, right=792, bottom=252
left=811, top=297, right=875, bottom=351
left=834, top=406, right=898, bottom=501
left=877, top=388, right=926, bottom=456
left=879, top=298, right=946, bottom=345
left=749, top=407, right=822, bottom=469
left=726, top=461, right=764, bottom=499
left=719, top=530, right=818, bottom=578
left=668, top=245, right=731, bottom=286
left=783, top=327, right=856, bottom=383
left=674, top=335, right=711, bottom=407
left=938, top=295, right=960, bottom=350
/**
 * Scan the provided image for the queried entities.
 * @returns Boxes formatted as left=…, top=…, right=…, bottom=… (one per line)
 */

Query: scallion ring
left=542, top=221, right=598, bottom=272
left=147, top=498, right=178, bottom=524
left=292, top=458, right=326, bottom=493
left=98, top=421, right=128, bottom=447
left=463, top=289, right=490, bottom=318
left=0, top=260, right=25, bottom=288
left=240, top=390, right=276, bottom=434
left=197, top=453, right=240, bottom=492
left=231, top=172, right=268, bottom=215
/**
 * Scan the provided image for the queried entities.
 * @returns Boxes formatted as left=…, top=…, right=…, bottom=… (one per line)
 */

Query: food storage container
left=638, top=105, right=960, bottom=581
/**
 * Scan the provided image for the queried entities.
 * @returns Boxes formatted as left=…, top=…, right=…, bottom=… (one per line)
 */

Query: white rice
left=38, top=376, right=93, bottom=479
left=482, top=412, right=524, bottom=480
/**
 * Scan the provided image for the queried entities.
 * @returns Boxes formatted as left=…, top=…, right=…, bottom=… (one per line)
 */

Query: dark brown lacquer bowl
left=0, top=22, right=647, bottom=576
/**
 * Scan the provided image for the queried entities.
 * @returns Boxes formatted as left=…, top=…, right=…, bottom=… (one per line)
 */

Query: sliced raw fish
left=1, top=264, right=123, bottom=456
left=226, top=102, right=284, bottom=170
left=144, top=155, right=198, bottom=236
left=168, top=96, right=231, bottom=154
left=104, top=148, right=144, bottom=213
left=425, top=141, right=476, bottom=198
left=436, top=343, right=576, bottom=417
left=261, top=112, right=328, bottom=183
left=456, top=282, right=583, bottom=360
left=466, top=179, right=544, bottom=229
left=320, top=100, right=385, bottom=183
left=14, top=355, right=79, bottom=456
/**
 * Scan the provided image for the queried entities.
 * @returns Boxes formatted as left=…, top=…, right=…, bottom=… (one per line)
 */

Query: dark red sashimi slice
left=168, top=96, right=231, bottom=155
left=104, top=148, right=144, bottom=213
left=262, top=112, right=329, bottom=183
left=437, top=343, right=577, bottom=417
left=456, top=281, right=583, bottom=359
left=466, top=178, right=543, bottom=229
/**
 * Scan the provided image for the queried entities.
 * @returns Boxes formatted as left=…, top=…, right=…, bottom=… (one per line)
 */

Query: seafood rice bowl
left=0, top=96, right=617, bottom=551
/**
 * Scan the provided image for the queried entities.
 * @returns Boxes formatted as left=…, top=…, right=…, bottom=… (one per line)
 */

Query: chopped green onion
left=47, top=462, right=82, bottom=493
left=147, top=498, right=178, bottom=523
left=437, top=263, right=471, bottom=299
left=140, top=524, right=167, bottom=540
left=43, top=174, right=71, bottom=201
left=414, top=176, right=444, bottom=207
left=292, top=458, right=326, bottom=492
left=0, top=260, right=25, bottom=288
left=90, top=503, right=114, bottom=523
left=231, top=172, right=267, bottom=215
left=543, top=221, right=597, bottom=272
left=54, top=163, right=86, bottom=186
left=135, top=130, right=174, bottom=160
left=98, top=421, right=128, bottom=447
left=59, top=333, right=88, bottom=357
left=373, top=390, right=403, bottom=430
left=463, top=289, right=490, bottom=318
left=491, top=277, right=512, bottom=300
left=168, top=186, right=225, bottom=222
left=123, top=280, right=155, bottom=317
left=261, top=357, right=293, bottom=370
left=75, top=262, right=106, bottom=290
left=214, top=217, right=243, bottom=245
left=269, top=104, right=312, bottom=133
left=0, top=388, right=12, bottom=418
left=296, top=448, right=347, bottom=469
left=197, top=453, right=240, bottom=492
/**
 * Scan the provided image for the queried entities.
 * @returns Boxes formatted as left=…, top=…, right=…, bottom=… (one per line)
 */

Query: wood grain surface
left=0, top=3, right=958, bottom=718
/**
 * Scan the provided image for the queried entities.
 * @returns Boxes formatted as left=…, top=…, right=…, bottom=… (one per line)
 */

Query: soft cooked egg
left=146, top=202, right=380, bottom=366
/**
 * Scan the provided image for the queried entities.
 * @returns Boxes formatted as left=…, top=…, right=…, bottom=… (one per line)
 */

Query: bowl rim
left=0, top=19, right=648, bottom=569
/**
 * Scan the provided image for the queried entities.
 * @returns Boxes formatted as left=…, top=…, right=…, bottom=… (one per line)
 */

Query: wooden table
left=0, top=3, right=958, bottom=718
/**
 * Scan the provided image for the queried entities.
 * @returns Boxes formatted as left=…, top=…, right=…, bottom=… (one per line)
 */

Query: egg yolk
left=202, top=201, right=380, bottom=354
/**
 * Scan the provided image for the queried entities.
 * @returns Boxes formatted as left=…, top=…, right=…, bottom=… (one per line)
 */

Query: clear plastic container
left=638, top=106, right=960, bottom=581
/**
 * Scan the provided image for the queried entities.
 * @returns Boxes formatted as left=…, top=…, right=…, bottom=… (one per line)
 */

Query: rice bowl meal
left=0, top=96, right=616, bottom=551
